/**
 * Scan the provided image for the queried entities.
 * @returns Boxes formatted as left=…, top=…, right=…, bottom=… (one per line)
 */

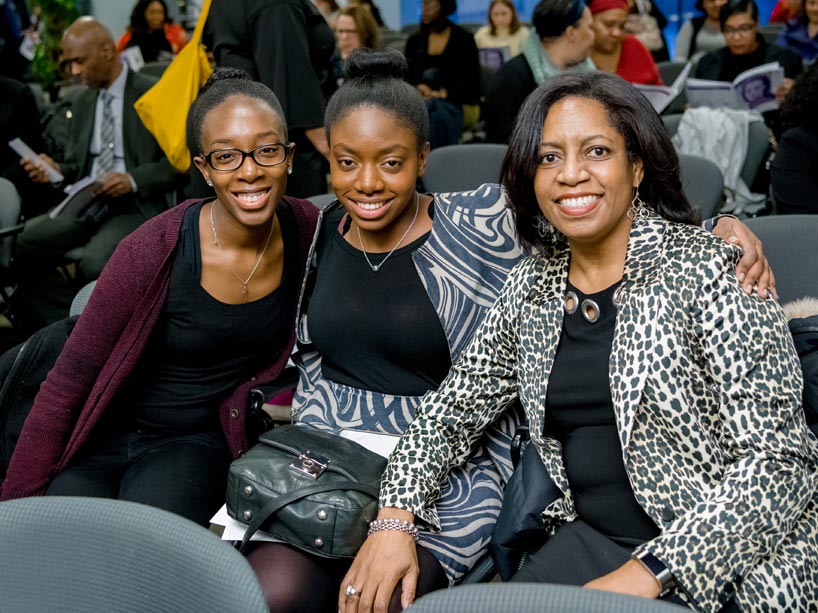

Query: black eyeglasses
left=723, top=23, right=755, bottom=36
left=202, top=143, right=291, bottom=171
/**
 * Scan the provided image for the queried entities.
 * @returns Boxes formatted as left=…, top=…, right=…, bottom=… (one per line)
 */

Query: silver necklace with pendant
left=209, top=202, right=274, bottom=303
left=356, top=192, right=420, bottom=273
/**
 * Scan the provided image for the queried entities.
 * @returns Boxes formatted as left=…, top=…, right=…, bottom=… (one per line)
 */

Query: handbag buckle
left=289, top=450, right=331, bottom=479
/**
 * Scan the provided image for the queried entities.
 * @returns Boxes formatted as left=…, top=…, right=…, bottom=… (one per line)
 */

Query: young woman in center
left=245, top=49, right=775, bottom=612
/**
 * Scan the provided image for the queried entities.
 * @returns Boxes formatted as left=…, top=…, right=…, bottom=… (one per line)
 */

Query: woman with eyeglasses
left=0, top=71, right=319, bottom=526
left=331, top=5, right=380, bottom=87
left=695, top=0, right=802, bottom=98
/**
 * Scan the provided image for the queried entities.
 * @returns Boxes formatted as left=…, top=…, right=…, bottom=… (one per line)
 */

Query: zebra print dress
left=292, top=184, right=526, bottom=582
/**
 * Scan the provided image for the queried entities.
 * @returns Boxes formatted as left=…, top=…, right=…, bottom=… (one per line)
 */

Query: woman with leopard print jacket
left=341, top=72, right=818, bottom=613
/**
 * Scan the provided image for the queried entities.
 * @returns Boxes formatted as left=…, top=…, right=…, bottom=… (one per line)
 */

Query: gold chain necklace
left=209, top=202, right=274, bottom=303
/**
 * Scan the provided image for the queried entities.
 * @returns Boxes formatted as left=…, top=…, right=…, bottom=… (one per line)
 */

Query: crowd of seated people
left=484, top=0, right=595, bottom=144
left=2, top=3, right=818, bottom=612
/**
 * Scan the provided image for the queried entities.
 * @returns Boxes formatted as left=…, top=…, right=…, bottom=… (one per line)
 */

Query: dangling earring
left=535, top=214, right=554, bottom=238
left=206, top=180, right=213, bottom=187
left=287, top=166, right=293, bottom=175
left=627, top=187, right=649, bottom=222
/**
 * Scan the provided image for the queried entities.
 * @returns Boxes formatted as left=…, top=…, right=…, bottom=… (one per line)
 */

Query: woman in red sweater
left=116, top=0, right=188, bottom=62
left=590, top=0, right=663, bottom=85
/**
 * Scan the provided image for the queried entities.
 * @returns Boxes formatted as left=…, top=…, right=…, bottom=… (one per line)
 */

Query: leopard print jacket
left=380, top=212, right=818, bottom=612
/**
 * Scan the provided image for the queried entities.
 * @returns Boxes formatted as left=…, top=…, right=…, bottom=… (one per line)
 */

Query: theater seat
left=0, top=497, right=268, bottom=613
left=408, top=583, right=684, bottom=612
left=423, top=143, right=508, bottom=193
left=678, top=154, right=724, bottom=218
left=744, top=215, right=818, bottom=304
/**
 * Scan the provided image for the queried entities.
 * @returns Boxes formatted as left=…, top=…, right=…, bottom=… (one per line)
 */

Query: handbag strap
left=239, top=480, right=380, bottom=552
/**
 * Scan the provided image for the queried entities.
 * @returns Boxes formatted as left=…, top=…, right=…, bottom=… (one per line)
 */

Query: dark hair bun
left=344, top=48, right=408, bottom=81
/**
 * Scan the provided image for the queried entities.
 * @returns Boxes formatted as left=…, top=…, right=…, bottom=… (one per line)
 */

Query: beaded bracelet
left=368, top=518, right=420, bottom=542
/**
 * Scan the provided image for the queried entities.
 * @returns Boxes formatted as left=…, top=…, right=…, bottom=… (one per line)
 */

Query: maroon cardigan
left=1, top=197, right=319, bottom=500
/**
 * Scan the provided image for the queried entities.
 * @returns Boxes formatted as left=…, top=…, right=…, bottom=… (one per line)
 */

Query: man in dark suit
left=15, top=17, right=184, bottom=329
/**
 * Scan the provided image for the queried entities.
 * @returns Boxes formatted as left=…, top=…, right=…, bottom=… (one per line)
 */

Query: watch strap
left=633, top=549, right=676, bottom=595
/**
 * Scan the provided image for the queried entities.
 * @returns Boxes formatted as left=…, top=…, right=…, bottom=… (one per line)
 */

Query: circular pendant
left=372, top=264, right=380, bottom=272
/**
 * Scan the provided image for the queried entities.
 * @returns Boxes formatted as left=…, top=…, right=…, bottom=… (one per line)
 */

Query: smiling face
left=194, top=95, right=292, bottom=231
left=490, top=2, right=514, bottom=30
left=329, top=105, right=429, bottom=244
left=592, top=8, right=628, bottom=53
left=534, top=96, right=643, bottom=252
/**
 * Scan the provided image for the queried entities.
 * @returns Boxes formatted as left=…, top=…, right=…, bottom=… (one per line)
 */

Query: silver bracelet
left=368, top=518, right=420, bottom=542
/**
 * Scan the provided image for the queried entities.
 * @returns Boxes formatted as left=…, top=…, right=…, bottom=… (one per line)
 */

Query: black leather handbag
left=226, top=424, right=387, bottom=558
left=490, top=427, right=562, bottom=580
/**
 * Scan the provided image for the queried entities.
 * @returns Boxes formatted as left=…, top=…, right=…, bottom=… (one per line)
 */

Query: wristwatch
left=632, top=550, right=677, bottom=596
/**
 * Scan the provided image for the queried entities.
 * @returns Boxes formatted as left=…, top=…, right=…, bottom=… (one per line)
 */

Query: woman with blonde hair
left=474, top=0, right=530, bottom=58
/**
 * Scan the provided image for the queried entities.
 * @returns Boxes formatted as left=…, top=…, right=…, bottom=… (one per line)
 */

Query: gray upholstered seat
left=0, top=497, right=268, bottom=613
left=744, top=214, right=818, bottom=304
left=408, top=583, right=685, bottom=612
left=423, top=143, right=508, bottom=193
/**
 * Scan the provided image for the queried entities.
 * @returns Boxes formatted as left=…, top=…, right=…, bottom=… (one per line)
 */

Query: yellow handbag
left=134, top=0, right=213, bottom=172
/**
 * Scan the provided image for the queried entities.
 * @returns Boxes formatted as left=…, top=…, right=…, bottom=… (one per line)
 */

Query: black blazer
left=61, top=68, right=184, bottom=220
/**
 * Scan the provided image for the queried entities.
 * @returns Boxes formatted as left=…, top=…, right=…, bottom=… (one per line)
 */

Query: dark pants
left=512, top=520, right=741, bottom=612
left=47, top=429, right=232, bottom=527
left=426, top=99, right=463, bottom=150
left=11, top=206, right=146, bottom=329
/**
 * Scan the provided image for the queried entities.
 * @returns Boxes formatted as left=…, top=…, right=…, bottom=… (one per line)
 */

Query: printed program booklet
left=634, top=62, right=692, bottom=114
left=685, top=62, right=784, bottom=113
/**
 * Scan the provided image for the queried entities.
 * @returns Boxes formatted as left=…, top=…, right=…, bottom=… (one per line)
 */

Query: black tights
left=245, top=542, right=448, bottom=612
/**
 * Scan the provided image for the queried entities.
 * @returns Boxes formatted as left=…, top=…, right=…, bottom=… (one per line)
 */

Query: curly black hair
left=780, top=63, right=818, bottom=135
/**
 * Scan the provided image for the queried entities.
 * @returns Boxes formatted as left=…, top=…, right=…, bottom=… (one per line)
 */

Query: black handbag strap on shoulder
left=239, top=480, right=381, bottom=552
